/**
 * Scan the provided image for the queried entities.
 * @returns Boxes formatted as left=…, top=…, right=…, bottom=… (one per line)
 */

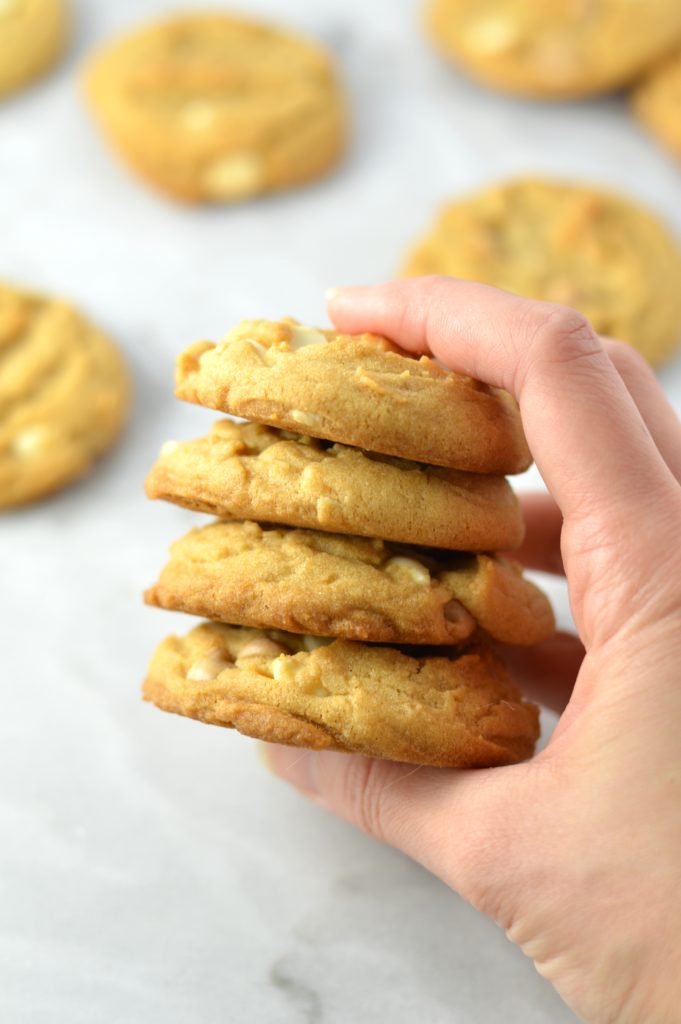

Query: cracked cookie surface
left=0, top=0, right=67, bottom=98
left=83, top=12, right=345, bottom=203
left=145, top=520, right=554, bottom=646
left=403, top=179, right=681, bottom=367
left=175, top=318, right=530, bottom=473
left=0, top=282, right=130, bottom=508
left=426, top=0, right=681, bottom=98
left=145, top=419, right=524, bottom=551
left=144, top=621, right=540, bottom=767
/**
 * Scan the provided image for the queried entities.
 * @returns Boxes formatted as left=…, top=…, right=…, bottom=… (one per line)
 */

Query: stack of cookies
left=143, top=318, right=554, bottom=768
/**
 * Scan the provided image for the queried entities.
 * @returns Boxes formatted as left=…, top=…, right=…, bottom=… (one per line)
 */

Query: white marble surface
left=3, top=1, right=681, bottom=1021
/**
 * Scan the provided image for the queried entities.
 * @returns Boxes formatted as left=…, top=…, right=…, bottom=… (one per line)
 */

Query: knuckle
left=512, top=302, right=603, bottom=395
left=523, top=302, right=601, bottom=364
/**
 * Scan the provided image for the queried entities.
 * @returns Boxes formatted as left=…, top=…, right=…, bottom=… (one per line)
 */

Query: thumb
left=263, top=744, right=526, bottom=916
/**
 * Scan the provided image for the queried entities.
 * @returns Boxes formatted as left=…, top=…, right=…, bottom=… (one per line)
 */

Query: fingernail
left=258, top=743, right=323, bottom=801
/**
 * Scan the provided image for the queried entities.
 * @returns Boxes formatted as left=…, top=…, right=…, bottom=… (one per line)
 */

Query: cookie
left=145, top=520, right=554, bottom=646
left=143, top=621, right=540, bottom=767
left=426, top=0, right=681, bottom=99
left=0, top=282, right=130, bottom=508
left=145, top=420, right=524, bottom=552
left=83, top=12, right=345, bottom=203
left=175, top=319, right=531, bottom=473
left=633, top=50, right=681, bottom=166
left=403, top=179, right=681, bottom=367
left=0, top=0, right=67, bottom=98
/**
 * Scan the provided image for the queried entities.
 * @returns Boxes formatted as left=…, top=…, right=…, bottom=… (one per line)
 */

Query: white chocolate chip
left=202, top=153, right=265, bottom=200
left=244, top=339, right=275, bottom=364
left=290, top=409, right=321, bottom=427
left=302, top=636, right=333, bottom=652
left=270, top=651, right=329, bottom=694
left=238, top=638, right=290, bottom=661
left=288, top=325, right=328, bottom=350
left=12, top=425, right=49, bottom=458
left=463, top=15, right=522, bottom=55
left=181, top=100, right=218, bottom=130
left=271, top=657, right=294, bottom=682
left=159, top=439, right=180, bottom=457
left=298, top=674, right=329, bottom=696
left=384, top=556, right=431, bottom=585
left=187, top=648, right=234, bottom=681
left=315, top=495, right=340, bottom=525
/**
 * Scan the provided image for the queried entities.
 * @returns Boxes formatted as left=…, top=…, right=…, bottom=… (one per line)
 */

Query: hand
left=264, top=277, right=681, bottom=1024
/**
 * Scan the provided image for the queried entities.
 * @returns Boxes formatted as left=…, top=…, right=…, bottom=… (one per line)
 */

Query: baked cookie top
left=633, top=50, right=681, bottom=163
left=145, top=520, right=554, bottom=646
left=84, top=12, right=345, bottom=203
left=175, top=319, right=531, bottom=473
left=0, top=0, right=68, bottom=98
left=426, top=0, right=681, bottom=98
left=0, top=282, right=130, bottom=508
left=144, top=621, right=540, bottom=767
left=145, top=420, right=525, bottom=552
left=403, top=179, right=681, bottom=367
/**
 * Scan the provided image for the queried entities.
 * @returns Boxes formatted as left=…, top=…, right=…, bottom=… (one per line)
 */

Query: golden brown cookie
left=145, top=420, right=525, bottom=552
left=0, top=0, right=68, bottom=98
left=0, top=282, right=130, bottom=509
left=83, top=12, right=345, bottom=203
left=143, top=621, right=540, bottom=767
left=145, top=520, right=554, bottom=646
left=633, top=50, right=681, bottom=166
left=426, top=0, right=681, bottom=99
left=403, top=179, right=681, bottom=367
left=175, top=319, right=531, bottom=473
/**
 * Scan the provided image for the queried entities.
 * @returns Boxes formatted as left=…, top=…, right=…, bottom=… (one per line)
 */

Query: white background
left=2, top=1, right=681, bottom=1021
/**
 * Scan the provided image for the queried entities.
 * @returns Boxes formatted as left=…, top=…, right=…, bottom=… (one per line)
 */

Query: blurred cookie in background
left=402, top=179, right=681, bottom=367
left=633, top=49, right=681, bottom=164
left=425, top=0, right=681, bottom=99
left=83, top=12, right=346, bottom=204
left=0, top=0, right=68, bottom=97
left=0, top=282, right=130, bottom=509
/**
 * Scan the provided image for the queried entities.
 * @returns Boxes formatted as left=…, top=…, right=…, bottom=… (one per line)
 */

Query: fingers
left=263, top=743, right=521, bottom=912
left=511, top=341, right=681, bottom=574
left=512, top=493, right=564, bottom=575
left=497, top=632, right=585, bottom=714
left=327, top=278, right=680, bottom=531
left=601, top=337, right=681, bottom=484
